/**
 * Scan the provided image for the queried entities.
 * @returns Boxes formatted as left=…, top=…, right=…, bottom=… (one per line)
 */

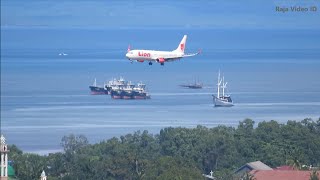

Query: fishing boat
left=90, top=77, right=151, bottom=99
left=213, top=71, right=234, bottom=107
left=179, top=79, right=203, bottom=89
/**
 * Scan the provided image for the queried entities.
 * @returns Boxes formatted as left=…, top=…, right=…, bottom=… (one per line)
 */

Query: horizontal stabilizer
left=183, top=49, right=201, bottom=57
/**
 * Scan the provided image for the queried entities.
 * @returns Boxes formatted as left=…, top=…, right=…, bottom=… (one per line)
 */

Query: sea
left=1, top=27, right=320, bottom=154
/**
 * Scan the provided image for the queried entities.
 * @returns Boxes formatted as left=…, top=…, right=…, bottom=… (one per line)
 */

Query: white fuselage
left=126, top=50, right=184, bottom=61
left=124, top=35, right=199, bottom=65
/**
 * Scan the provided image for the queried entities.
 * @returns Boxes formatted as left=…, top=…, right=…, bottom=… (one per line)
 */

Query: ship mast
left=221, top=73, right=228, bottom=97
left=222, top=76, right=225, bottom=97
left=222, top=76, right=228, bottom=97
left=93, top=78, right=97, bottom=87
left=217, top=71, right=222, bottom=98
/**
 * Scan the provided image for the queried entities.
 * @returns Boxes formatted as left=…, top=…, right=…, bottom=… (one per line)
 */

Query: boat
left=89, top=78, right=108, bottom=95
left=213, top=71, right=234, bottom=107
left=89, top=77, right=151, bottom=99
left=110, top=88, right=123, bottom=99
left=133, top=82, right=151, bottom=99
left=102, top=78, right=150, bottom=100
left=122, top=82, right=135, bottom=99
left=90, top=77, right=129, bottom=95
left=179, top=79, right=203, bottom=89
left=59, top=52, right=68, bottom=56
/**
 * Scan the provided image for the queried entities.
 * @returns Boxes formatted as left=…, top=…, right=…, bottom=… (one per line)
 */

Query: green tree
left=145, top=156, right=202, bottom=180
left=310, top=170, right=319, bottom=180
left=9, top=118, right=320, bottom=180
left=61, top=134, right=88, bottom=153
left=241, top=172, right=256, bottom=180
left=14, top=153, right=46, bottom=180
left=238, top=119, right=255, bottom=133
left=234, top=119, right=257, bottom=165
left=286, top=158, right=301, bottom=170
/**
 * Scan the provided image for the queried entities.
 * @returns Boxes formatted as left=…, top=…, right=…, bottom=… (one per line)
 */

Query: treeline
left=9, top=118, right=320, bottom=180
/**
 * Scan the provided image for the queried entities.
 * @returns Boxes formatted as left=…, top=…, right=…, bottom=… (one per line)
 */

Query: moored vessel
left=213, top=71, right=234, bottom=107
left=93, top=77, right=150, bottom=100
left=133, top=82, right=151, bottom=99
left=110, top=88, right=123, bottom=99
left=179, top=79, right=203, bottom=89
left=89, top=78, right=108, bottom=95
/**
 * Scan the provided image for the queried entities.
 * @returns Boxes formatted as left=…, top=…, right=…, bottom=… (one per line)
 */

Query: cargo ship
left=91, top=77, right=150, bottom=99
left=133, top=82, right=151, bottom=99
left=213, top=71, right=234, bottom=107
left=122, top=82, right=135, bottom=99
left=110, top=82, right=150, bottom=100
left=89, top=77, right=130, bottom=95
left=89, top=78, right=108, bottom=95
left=110, top=88, right=123, bottom=99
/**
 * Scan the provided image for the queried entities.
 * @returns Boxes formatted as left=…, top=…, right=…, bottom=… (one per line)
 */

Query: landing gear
left=149, top=62, right=153, bottom=65
left=160, top=63, right=164, bottom=66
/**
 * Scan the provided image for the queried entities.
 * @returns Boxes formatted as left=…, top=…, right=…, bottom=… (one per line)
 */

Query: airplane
left=125, top=35, right=200, bottom=66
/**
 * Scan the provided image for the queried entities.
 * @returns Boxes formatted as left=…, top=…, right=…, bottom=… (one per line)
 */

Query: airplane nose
left=126, top=53, right=130, bottom=59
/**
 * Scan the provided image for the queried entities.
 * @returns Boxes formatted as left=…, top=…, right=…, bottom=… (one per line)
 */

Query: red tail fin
left=127, top=45, right=131, bottom=52
left=174, top=35, right=187, bottom=53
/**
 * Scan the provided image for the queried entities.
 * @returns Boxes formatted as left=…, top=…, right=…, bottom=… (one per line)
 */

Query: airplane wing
left=183, top=49, right=201, bottom=57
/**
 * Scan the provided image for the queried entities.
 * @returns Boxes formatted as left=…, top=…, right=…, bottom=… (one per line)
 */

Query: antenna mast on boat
left=94, top=78, right=97, bottom=86
left=222, top=76, right=225, bottom=97
left=217, top=70, right=222, bottom=98
left=222, top=75, right=228, bottom=97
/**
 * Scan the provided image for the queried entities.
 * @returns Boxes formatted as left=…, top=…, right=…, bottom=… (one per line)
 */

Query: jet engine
left=158, top=58, right=165, bottom=63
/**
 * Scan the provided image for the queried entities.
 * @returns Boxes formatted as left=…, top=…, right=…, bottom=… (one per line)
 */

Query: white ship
left=213, top=71, right=234, bottom=107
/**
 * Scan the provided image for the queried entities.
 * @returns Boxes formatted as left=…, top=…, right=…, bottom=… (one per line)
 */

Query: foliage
left=12, top=153, right=46, bottom=180
left=310, top=170, right=319, bottom=180
left=8, top=118, right=320, bottom=179
left=241, top=172, right=256, bottom=180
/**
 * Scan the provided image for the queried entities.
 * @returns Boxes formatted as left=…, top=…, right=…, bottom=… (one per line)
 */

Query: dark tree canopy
left=8, top=118, right=320, bottom=180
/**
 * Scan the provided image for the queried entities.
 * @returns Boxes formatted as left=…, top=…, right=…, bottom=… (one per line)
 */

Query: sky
left=1, top=0, right=320, bottom=29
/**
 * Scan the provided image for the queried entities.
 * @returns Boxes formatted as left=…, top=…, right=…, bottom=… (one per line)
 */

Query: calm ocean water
left=1, top=28, right=320, bottom=154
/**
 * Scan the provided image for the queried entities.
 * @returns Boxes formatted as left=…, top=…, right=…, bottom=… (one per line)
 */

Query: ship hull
left=213, top=96, right=234, bottom=107
left=91, top=91, right=106, bottom=95
left=133, top=95, right=150, bottom=99
left=110, top=90, right=123, bottom=99
left=122, top=91, right=133, bottom=99
left=89, top=86, right=108, bottom=95
left=111, top=95, right=122, bottom=99
left=132, top=91, right=150, bottom=99
left=180, top=85, right=202, bottom=89
left=188, top=86, right=202, bottom=89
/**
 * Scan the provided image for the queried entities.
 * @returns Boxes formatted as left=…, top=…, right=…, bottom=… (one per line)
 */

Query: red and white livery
left=125, top=35, right=200, bottom=66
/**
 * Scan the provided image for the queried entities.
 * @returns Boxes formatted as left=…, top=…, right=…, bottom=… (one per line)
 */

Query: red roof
left=250, top=170, right=320, bottom=180
left=274, top=166, right=295, bottom=171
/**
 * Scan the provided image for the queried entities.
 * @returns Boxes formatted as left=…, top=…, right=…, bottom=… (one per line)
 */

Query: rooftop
left=235, top=161, right=273, bottom=174
left=251, top=170, right=320, bottom=180
left=247, top=161, right=273, bottom=171
left=274, top=165, right=295, bottom=171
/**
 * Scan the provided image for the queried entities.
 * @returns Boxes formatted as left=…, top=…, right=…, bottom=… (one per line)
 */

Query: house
left=274, top=165, right=295, bottom=171
left=250, top=170, right=320, bottom=180
left=235, top=160, right=320, bottom=180
left=234, top=161, right=273, bottom=176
